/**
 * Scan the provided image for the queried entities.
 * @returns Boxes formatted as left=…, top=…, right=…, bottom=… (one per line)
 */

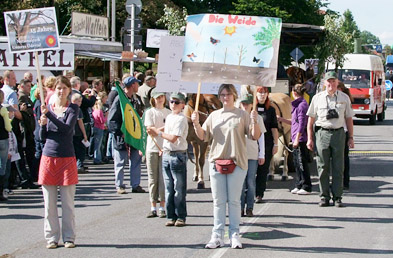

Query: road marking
left=208, top=191, right=280, bottom=258
left=349, top=150, right=393, bottom=156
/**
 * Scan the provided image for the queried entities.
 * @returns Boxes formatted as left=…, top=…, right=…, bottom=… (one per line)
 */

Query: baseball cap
left=324, top=71, right=338, bottom=80
left=239, top=94, right=253, bottom=104
left=123, top=76, right=140, bottom=87
left=170, top=92, right=186, bottom=102
left=151, top=88, right=165, bottom=99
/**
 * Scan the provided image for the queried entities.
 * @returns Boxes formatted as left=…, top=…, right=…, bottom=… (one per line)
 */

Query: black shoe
left=334, top=199, right=344, bottom=207
left=246, top=208, right=254, bottom=217
left=132, top=186, right=146, bottom=193
left=319, top=199, right=330, bottom=207
left=267, top=175, right=274, bottom=181
left=241, top=209, right=245, bottom=217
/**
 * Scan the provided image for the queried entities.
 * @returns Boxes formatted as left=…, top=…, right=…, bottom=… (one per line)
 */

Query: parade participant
left=337, top=82, right=354, bottom=190
left=33, top=88, right=47, bottom=177
left=192, top=84, right=261, bottom=249
left=1, top=70, right=22, bottom=120
left=278, top=84, right=312, bottom=195
left=92, top=92, right=108, bottom=165
left=144, top=89, right=171, bottom=218
left=38, top=75, right=79, bottom=249
left=307, top=71, right=354, bottom=207
left=147, top=92, right=188, bottom=227
left=255, top=86, right=278, bottom=203
left=138, top=76, right=156, bottom=109
left=0, top=91, right=12, bottom=201
left=239, top=93, right=266, bottom=217
left=71, top=93, right=89, bottom=173
left=108, top=76, right=145, bottom=194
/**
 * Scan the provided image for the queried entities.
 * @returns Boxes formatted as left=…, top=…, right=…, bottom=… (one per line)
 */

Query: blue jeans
left=209, top=162, right=247, bottom=239
left=0, top=139, right=9, bottom=176
left=93, top=127, right=104, bottom=163
left=241, top=159, right=258, bottom=210
left=113, top=138, right=142, bottom=189
left=106, top=132, right=114, bottom=158
left=162, top=152, right=187, bottom=221
left=73, top=136, right=86, bottom=169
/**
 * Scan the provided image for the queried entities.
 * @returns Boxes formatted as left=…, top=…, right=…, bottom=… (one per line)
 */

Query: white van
left=327, top=54, right=386, bottom=125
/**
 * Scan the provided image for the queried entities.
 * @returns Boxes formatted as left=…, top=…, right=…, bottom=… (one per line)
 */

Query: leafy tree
left=156, top=4, right=187, bottom=36
left=341, top=10, right=360, bottom=38
left=360, top=30, right=381, bottom=45
left=315, top=14, right=353, bottom=74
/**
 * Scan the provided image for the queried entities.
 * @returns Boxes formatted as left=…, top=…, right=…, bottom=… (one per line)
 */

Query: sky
left=324, top=0, right=393, bottom=46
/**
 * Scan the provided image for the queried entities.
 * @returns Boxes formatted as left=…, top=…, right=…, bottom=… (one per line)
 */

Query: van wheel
left=369, top=110, right=376, bottom=125
left=377, top=107, right=385, bottom=121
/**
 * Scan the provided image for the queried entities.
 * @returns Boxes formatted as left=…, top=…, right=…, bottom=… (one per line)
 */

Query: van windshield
left=331, top=69, right=370, bottom=88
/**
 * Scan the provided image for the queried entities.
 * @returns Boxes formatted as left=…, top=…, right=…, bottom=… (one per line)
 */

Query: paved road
left=1, top=101, right=393, bottom=258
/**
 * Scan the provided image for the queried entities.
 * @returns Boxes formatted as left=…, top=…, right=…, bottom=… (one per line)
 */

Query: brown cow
left=183, top=94, right=221, bottom=189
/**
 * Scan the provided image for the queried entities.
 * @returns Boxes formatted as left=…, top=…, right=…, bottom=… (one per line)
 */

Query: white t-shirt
left=144, top=107, right=171, bottom=152
left=163, top=112, right=188, bottom=151
left=247, top=115, right=266, bottom=160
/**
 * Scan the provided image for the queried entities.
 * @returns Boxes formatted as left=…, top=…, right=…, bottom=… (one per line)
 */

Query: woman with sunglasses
left=192, top=84, right=261, bottom=249
left=147, top=92, right=188, bottom=227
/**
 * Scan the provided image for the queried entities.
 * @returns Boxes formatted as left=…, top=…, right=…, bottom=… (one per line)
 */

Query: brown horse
left=184, top=94, right=221, bottom=189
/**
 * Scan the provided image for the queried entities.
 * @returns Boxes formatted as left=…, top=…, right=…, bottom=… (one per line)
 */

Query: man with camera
left=306, top=71, right=354, bottom=207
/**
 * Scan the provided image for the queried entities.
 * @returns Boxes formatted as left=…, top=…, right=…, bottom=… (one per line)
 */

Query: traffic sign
left=124, top=18, right=142, bottom=32
left=123, top=34, right=142, bottom=50
left=290, top=48, right=304, bottom=62
left=386, top=80, right=393, bottom=91
left=376, top=45, right=382, bottom=53
left=125, top=0, right=142, bottom=15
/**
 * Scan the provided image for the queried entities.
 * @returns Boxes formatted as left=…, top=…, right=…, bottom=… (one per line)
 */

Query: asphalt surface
left=1, top=101, right=393, bottom=258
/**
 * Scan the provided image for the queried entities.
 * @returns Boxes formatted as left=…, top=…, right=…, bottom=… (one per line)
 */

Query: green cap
left=151, top=88, right=165, bottom=99
left=170, top=92, right=186, bottom=102
left=239, top=94, right=253, bottom=104
left=324, top=71, right=338, bottom=80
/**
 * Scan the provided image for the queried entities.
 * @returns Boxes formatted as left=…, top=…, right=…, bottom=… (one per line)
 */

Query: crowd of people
left=0, top=69, right=355, bottom=250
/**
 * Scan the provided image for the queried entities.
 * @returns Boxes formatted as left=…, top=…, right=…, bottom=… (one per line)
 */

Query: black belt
left=316, top=126, right=343, bottom=132
left=164, top=150, right=187, bottom=155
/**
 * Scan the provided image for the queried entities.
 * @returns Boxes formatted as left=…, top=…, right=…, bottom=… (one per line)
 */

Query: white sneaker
left=290, top=188, right=300, bottom=194
left=3, top=189, right=9, bottom=199
left=205, top=235, right=224, bottom=249
left=297, top=189, right=311, bottom=195
left=230, top=233, right=242, bottom=249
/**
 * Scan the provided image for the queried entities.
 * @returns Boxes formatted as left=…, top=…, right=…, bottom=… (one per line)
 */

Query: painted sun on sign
left=224, top=26, right=236, bottom=36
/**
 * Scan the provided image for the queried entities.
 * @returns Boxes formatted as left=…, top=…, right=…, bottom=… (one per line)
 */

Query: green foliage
left=360, top=30, right=381, bottom=45
left=156, top=4, right=187, bottom=36
left=341, top=9, right=360, bottom=38
left=253, top=18, right=281, bottom=54
left=315, top=14, right=353, bottom=75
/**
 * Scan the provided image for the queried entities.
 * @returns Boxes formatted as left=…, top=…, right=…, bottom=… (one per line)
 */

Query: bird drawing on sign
left=253, top=56, right=262, bottom=64
left=187, top=53, right=197, bottom=61
left=210, top=37, right=220, bottom=45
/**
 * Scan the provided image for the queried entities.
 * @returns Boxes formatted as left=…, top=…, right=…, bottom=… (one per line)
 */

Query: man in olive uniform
left=306, top=71, right=355, bottom=207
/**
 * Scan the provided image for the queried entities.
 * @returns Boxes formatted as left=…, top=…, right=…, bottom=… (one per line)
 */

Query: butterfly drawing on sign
left=253, top=56, right=262, bottom=65
left=187, top=53, right=197, bottom=62
left=210, top=37, right=220, bottom=45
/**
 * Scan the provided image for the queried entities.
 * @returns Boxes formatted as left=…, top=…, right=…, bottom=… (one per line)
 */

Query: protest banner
left=181, top=14, right=282, bottom=87
left=181, top=14, right=282, bottom=111
left=4, top=7, right=61, bottom=104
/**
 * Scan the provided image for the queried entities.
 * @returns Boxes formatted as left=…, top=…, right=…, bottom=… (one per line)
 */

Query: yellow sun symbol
left=224, top=26, right=237, bottom=36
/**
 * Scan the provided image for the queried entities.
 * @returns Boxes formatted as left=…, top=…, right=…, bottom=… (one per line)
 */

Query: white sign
left=4, top=7, right=60, bottom=53
left=0, top=43, right=74, bottom=70
left=156, top=36, right=229, bottom=94
left=146, top=29, right=169, bottom=48
left=72, top=12, right=109, bottom=38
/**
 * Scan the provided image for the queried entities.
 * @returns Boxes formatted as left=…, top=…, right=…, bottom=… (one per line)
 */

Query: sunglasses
left=170, top=100, right=182, bottom=105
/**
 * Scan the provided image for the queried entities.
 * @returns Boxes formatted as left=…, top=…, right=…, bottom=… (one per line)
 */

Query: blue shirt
left=1, top=84, right=18, bottom=106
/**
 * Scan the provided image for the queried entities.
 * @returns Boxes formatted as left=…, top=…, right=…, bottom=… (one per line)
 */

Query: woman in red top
left=38, top=76, right=79, bottom=249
